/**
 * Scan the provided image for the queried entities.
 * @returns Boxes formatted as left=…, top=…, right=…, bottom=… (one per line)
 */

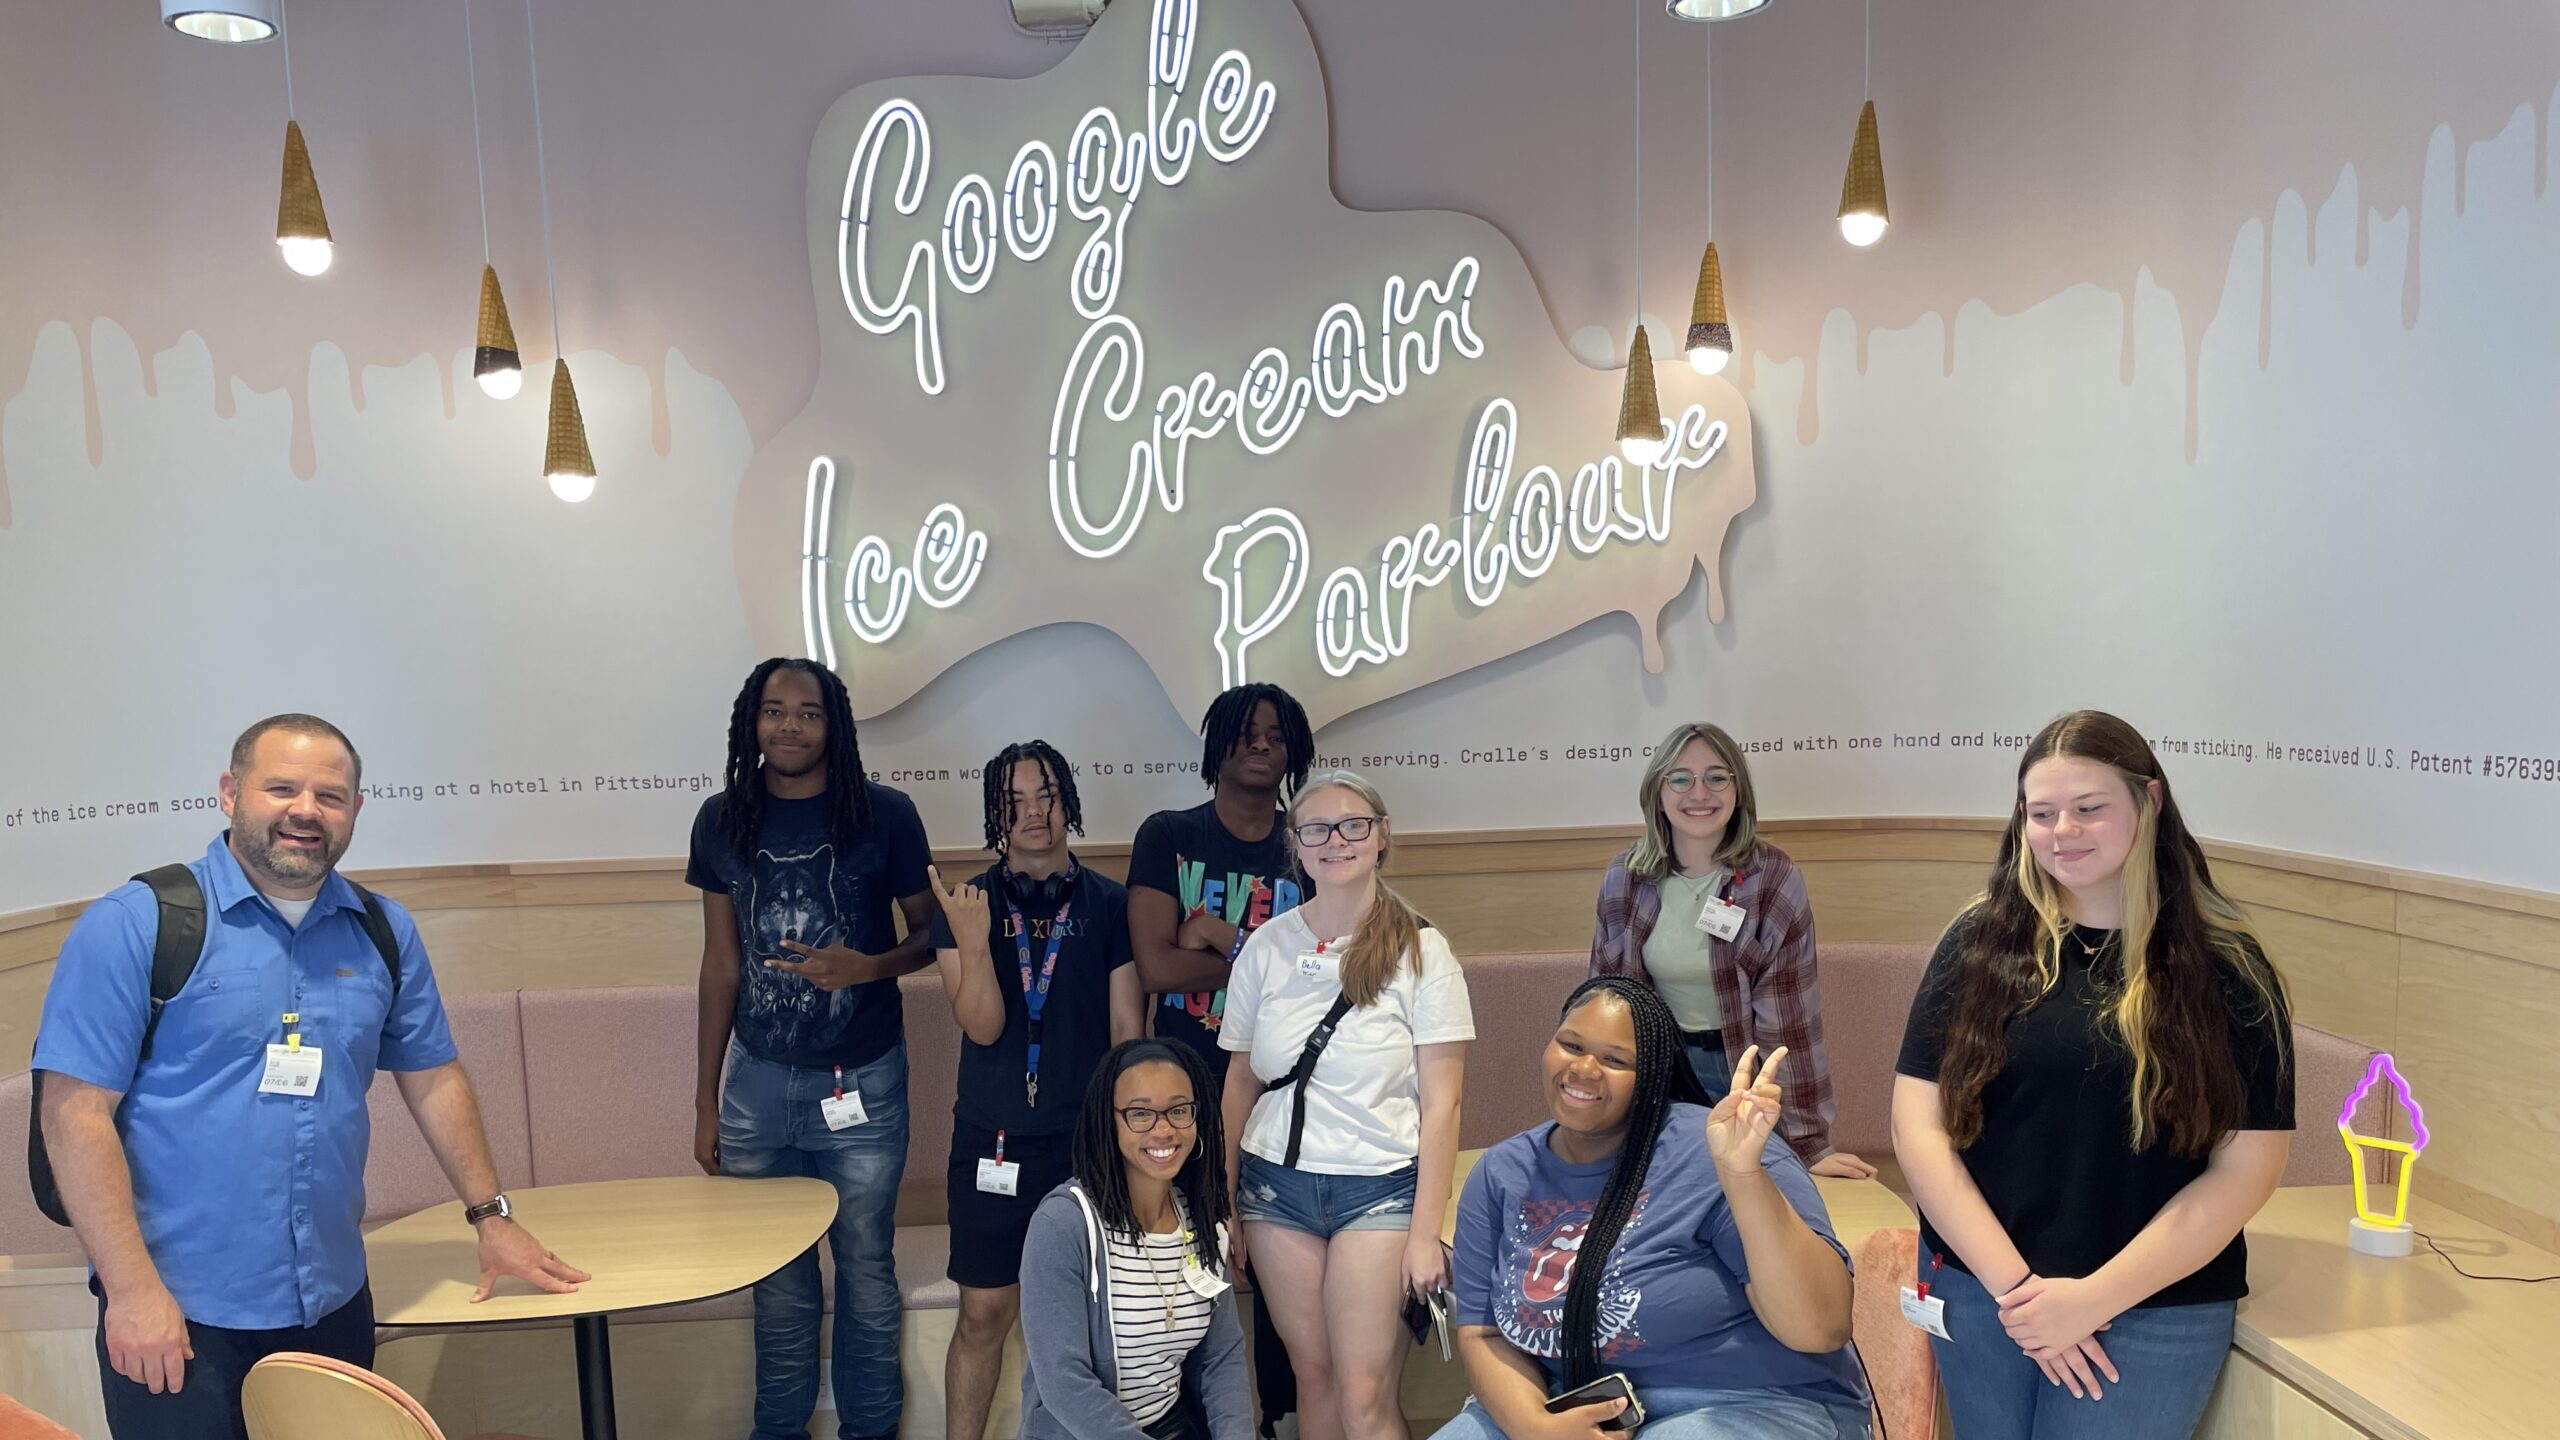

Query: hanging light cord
left=279, top=0, right=296, bottom=119
left=1632, top=0, right=1643, bottom=327
left=465, top=0, right=491, bottom=263
left=526, top=0, right=563, bottom=357
left=1705, top=29, right=1713, bottom=240
left=1863, top=0, right=1872, bottom=100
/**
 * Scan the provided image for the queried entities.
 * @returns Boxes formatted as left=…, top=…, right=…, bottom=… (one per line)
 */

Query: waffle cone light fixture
left=1615, top=326, right=1667, bottom=468
left=276, top=119, right=333, bottom=276
left=474, top=265, right=524, bottom=399
left=544, top=359, right=596, bottom=502
left=1684, top=242, right=1734, bottom=375
left=1838, top=100, right=1889, bottom=247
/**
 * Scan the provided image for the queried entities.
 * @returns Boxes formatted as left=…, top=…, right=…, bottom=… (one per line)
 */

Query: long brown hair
left=1627, top=722, right=1761, bottom=882
left=1935, top=711, right=2288, bottom=1156
left=1289, top=770, right=1425, bottom=1008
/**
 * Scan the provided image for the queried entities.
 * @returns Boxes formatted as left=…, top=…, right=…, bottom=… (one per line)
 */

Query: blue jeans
left=720, top=1040, right=910, bottom=1440
left=1682, top=1037, right=1733, bottom=1098
left=1430, top=1387, right=1870, bottom=1440
left=1925, top=1260, right=2234, bottom=1440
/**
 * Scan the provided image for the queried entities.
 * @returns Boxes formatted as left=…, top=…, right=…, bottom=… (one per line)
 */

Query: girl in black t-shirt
left=1893, top=710, right=2293, bottom=1440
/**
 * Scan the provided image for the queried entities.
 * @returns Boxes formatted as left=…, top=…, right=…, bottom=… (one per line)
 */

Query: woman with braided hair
left=1436, top=977, right=1870, bottom=1440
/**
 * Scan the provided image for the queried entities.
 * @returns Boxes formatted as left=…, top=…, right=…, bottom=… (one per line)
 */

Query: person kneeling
left=1020, top=1041, right=1254, bottom=1440
left=1437, top=978, right=1873, bottom=1440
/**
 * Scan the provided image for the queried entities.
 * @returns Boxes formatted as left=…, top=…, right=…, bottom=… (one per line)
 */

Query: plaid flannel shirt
left=1588, top=842, right=1840, bottom=1163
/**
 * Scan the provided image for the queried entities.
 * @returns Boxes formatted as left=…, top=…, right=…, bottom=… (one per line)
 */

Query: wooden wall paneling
left=1791, top=859, right=1986, bottom=942
left=407, top=903, right=701, bottom=992
left=2244, top=906, right=2402, bottom=1048
left=0, top=961, right=53, bottom=1076
left=2392, top=937, right=2560, bottom=1241
left=2217, top=860, right=2399, bottom=932
left=2392, top=893, right=2560, bottom=972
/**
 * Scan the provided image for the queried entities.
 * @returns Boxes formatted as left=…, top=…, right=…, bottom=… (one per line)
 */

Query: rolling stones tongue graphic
left=1522, top=1217, right=1589, bottom=1303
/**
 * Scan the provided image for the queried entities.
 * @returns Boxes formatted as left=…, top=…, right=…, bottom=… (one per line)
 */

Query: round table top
left=366, top=1175, right=836, bottom=1327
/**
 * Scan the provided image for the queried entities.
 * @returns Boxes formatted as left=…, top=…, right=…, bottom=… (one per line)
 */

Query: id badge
left=1696, top=898, right=1746, bottom=941
left=259, top=1043, right=325, bottom=1097
left=1295, top=950, right=1328, bottom=979
left=976, top=1157, right=1022, bottom=1196
left=821, top=1091, right=869, bottom=1131
left=1899, top=1285, right=1950, bottom=1339
left=1182, top=1253, right=1231, bottom=1299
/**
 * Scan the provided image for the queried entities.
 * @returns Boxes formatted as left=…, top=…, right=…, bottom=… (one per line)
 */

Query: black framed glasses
left=1117, top=1102, right=1198, bottom=1133
left=1290, top=815, right=1380, bottom=846
left=1663, top=768, right=1736, bottom=793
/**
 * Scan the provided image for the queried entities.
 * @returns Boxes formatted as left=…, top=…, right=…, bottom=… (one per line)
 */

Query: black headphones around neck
left=1000, top=861, right=1078, bottom=909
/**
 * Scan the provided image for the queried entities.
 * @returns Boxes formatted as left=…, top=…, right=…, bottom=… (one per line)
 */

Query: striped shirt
left=1104, top=1222, right=1215, bottom=1424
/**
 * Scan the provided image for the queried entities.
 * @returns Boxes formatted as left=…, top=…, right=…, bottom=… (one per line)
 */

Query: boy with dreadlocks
left=1126, top=682, right=1314, bottom=1436
left=685, top=658, right=937, bottom=1440
left=924, top=740, right=1141, bottom=1440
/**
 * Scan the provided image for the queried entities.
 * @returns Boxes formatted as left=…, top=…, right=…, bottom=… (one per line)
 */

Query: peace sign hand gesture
left=929, top=865, right=991, bottom=951
left=1705, top=1044, right=1788, bottom=1179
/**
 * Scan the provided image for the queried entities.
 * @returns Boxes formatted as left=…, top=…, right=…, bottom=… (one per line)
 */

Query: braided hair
left=1070, top=1039, right=1232, bottom=1276
left=718, top=658, right=872, bottom=862
left=1554, top=975, right=1711, bottom=1389
left=1196, top=683, right=1314, bottom=800
left=979, top=739, right=1085, bottom=853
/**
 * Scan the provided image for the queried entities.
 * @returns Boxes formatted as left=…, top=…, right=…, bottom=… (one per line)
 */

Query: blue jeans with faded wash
left=1430, top=1386, right=1871, bottom=1440
left=1926, top=1259, right=2235, bottom=1440
left=719, top=1039, right=910, bottom=1440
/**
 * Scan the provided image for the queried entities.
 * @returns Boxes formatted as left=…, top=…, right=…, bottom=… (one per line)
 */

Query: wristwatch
left=463, top=1194, right=513, bottom=1226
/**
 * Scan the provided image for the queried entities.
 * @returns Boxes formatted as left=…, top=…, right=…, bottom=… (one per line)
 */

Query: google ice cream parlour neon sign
left=801, top=0, right=1725, bottom=684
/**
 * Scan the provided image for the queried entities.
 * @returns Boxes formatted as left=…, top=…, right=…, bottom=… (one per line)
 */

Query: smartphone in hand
left=1544, top=1373, right=1644, bottom=1433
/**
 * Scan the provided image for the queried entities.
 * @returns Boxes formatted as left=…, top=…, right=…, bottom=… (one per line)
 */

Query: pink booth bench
left=1, top=942, right=2369, bottom=1313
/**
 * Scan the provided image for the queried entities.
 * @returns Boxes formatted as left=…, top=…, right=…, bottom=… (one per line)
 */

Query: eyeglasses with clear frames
left=1117, top=1102, right=1199, bottom=1133
left=1663, top=768, right=1736, bottom=793
left=1290, top=815, right=1380, bottom=846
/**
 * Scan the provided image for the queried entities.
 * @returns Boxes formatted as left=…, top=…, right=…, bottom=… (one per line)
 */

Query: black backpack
left=25, top=864, right=401, bottom=1226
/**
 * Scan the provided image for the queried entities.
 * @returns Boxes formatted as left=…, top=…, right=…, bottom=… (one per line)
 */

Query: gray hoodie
left=1018, top=1180, right=1255, bottom=1440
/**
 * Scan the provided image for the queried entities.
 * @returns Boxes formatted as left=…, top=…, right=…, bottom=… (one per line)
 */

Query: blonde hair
left=1289, top=770, right=1426, bottom=1008
left=1628, top=722, right=1760, bottom=882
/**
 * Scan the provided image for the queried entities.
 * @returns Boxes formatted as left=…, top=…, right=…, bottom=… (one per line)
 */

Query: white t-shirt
left=1219, top=908, right=1475, bottom=1175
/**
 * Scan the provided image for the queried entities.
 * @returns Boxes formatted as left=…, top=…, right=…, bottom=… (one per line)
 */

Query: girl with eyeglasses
left=1219, top=771, right=1475, bottom=1440
left=1590, top=723, right=1874, bottom=1180
left=1019, top=1039, right=1253, bottom=1440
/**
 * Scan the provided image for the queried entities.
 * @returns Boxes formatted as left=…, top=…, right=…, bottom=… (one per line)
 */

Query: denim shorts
left=1237, top=1153, right=1418, bottom=1238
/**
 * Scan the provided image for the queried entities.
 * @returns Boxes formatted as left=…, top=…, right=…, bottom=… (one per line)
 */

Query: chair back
left=1849, top=1225, right=1939, bottom=1440
left=242, top=1352, right=447, bottom=1440
left=0, top=1393, right=81, bottom=1440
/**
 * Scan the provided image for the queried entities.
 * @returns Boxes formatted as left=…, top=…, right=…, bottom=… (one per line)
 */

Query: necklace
left=1138, top=1197, right=1188, bottom=1326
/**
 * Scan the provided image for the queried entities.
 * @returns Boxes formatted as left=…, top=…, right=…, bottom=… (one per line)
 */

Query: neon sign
left=2338, top=1051, right=2429, bottom=1230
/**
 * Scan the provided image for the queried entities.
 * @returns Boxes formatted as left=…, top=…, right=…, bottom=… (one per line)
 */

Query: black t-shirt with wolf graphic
left=685, top=783, right=932, bottom=1070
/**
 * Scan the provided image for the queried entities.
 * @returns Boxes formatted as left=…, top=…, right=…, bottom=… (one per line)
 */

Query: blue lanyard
left=1011, top=893, right=1074, bottom=1105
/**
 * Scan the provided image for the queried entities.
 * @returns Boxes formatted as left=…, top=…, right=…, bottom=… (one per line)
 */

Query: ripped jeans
left=1236, top=1154, right=1418, bottom=1239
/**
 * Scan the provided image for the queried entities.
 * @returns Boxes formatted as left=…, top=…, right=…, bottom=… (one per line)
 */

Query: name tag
left=821, top=1091, right=869, bottom=1130
left=1295, top=951, right=1328, bottom=979
left=260, top=1043, right=325, bottom=1097
left=1900, top=1285, right=1950, bottom=1339
left=1182, top=1254, right=1231, bottom=1299
left=1696, top=898, right=1746, bottom=941
left=976, top=1157, right=1022, bottom=1196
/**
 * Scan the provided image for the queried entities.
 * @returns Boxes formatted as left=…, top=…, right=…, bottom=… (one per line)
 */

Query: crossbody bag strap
left=1260, top=990, right=1355, bottom=1169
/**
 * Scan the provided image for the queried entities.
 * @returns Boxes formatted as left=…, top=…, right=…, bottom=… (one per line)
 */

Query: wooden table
left=366, top=1175, right=835, bottom=1440
left=2210, top=1186, right=2560, bottom=1440
left=1443, top=1147, right=1914, bottom=1249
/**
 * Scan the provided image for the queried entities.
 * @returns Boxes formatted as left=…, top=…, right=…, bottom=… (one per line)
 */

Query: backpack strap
left=1260, top=991, right=1355, bottom=1169
left=345, top=882, right=403, bottom=994
left=131, top=864, right=209, bottom=1063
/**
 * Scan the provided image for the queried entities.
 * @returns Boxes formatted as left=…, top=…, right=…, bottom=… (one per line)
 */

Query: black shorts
left=946, top=1117, right=1075, bottom=1289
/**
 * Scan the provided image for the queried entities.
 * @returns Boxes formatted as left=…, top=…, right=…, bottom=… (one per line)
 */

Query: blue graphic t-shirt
left=1125, top=800, right=1303, bottom=1071
left=1451, top=1105, right=1869, bottom=1408
left=684, top=782, right=933, bottom=1070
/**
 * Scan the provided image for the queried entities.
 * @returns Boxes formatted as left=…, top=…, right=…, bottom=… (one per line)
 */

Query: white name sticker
left=976, top=1157, right=1022, bottom=1196
left=1696, top=898, right=1746, bottom=941
left=821, top=1091, right=870, bottom=1131
left=1899, top=1285, right=1950, bottom=1339
left=259, top=1044, right=325, bottom=1097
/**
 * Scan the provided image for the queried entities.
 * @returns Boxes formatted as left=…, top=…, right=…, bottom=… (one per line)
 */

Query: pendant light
left=461, top=1, right=521, bottom=399
left=526, top=0, right=593, bottom=501
left=1683, top=28, right=1733, bottom=376
left=1615, top=0, right=1666, bottom=468
left=273, top=4, right=331, bottom=277
left=1837, top=0, right=1889, bottom=246
left=1666, top=0, right=1771, bottom=18
left=163, top=1, right=279, bottom=43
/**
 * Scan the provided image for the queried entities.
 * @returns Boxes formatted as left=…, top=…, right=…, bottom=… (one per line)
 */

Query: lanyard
left=1918, top=1251, right=1943, bottom=1299
left=833, top=1065, right=845, bottom=1101
left=1011, top=892, right=1075, bottom=1106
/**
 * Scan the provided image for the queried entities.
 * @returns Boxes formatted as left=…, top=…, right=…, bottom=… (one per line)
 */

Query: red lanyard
left=1918, top=1251, right=1943, bottom=1299
left=833, top=1065, right=845, bottom=1102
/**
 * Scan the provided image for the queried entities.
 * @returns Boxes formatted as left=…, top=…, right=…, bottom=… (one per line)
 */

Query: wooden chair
left=241, top=1352, right=543, bottom=1440
left=1849, top=1226, right=1939, bottom=1440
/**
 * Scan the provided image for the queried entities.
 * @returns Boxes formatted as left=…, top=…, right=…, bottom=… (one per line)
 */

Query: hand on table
left=693, top=1108, right=721, bottom=1176
left=1809, top=1151, right=1881, bottom=1180
left=471, top=1216, right=592, bottom=1302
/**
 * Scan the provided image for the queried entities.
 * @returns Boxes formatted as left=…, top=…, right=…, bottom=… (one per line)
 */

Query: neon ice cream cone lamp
left=2338, top=1052, right=2428, bottom=1257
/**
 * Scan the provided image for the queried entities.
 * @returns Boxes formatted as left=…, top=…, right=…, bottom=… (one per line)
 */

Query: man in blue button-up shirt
left=34, top=714, right=588, bottom=1440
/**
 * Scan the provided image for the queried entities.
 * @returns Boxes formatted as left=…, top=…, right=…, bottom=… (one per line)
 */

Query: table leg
left=571, top=1313, right=619, bottom=1440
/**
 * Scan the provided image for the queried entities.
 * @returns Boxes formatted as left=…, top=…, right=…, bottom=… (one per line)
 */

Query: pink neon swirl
left=2337, top=1051, right=2429, bottom=1152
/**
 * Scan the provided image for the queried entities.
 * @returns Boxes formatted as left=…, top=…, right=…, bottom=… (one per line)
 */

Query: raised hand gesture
left=1705, top=1043, right=1788, bottom=1178
left=929, top=864, right=991, bottom=951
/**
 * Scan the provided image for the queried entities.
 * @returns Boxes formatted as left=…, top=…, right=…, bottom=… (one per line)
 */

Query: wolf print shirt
left=1450, top=1105, right=1869, bottom=1407
left=685, top=783, right=932, bottom=1069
